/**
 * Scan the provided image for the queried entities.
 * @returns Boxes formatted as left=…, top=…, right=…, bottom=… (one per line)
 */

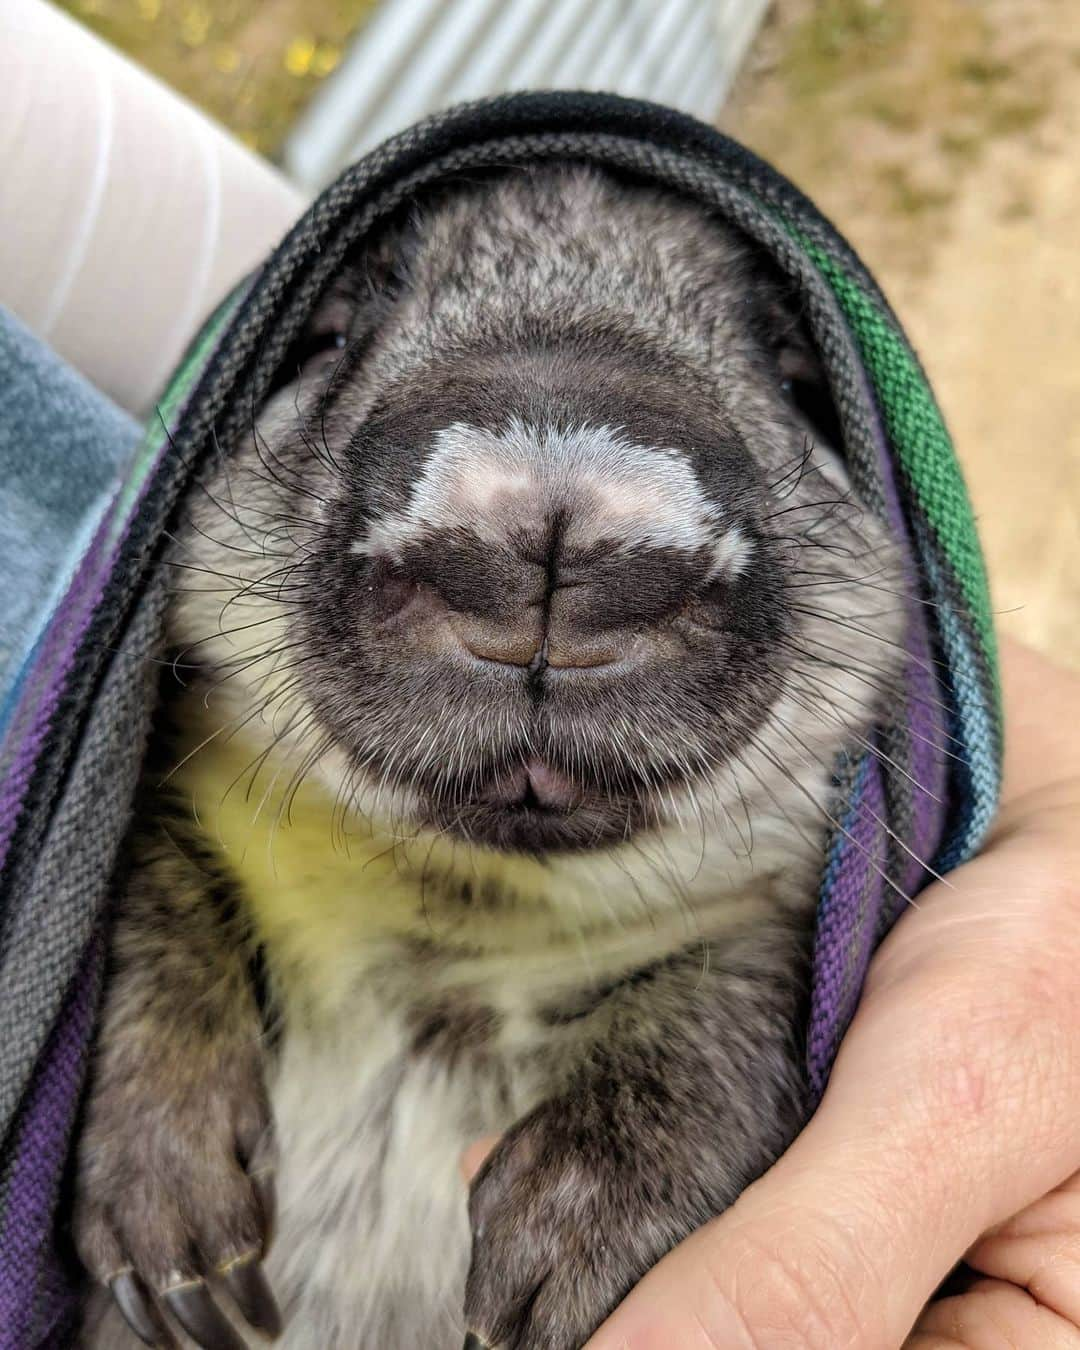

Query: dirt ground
left=722, top=0, right=1080, bottom=669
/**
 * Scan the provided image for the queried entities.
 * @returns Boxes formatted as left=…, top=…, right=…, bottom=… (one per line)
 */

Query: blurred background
left=46, top=0, right=1080, bottom=667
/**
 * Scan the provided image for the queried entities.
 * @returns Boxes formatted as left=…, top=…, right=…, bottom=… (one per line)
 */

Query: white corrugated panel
left=284, top=0, right=769, bottom=191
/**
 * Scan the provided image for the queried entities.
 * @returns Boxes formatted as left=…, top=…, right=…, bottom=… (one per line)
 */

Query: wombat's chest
left=262, top=987, right=545, bottom=1350
left=167, top=718, right=794, bottom=1347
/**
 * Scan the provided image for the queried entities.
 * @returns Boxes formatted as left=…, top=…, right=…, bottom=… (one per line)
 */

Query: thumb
left=459, top=1135, right=500, bottom=1184
left=584, top=882, right=1080, bottom=1348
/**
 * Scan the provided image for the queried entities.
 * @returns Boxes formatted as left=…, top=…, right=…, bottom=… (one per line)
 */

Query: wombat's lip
left=479, top=758, right=585, bottom=812
left=421, top=759, right=643, bottom=852
left=435, top=797, right=635, bottom=853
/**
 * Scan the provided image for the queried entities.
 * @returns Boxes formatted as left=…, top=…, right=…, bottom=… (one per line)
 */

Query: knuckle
left=976, top=1205, right=1080, bottom=1328
left=949, top=1278, right=1080, bottom=1349
left=714, top=1218, right=888, bottom=1350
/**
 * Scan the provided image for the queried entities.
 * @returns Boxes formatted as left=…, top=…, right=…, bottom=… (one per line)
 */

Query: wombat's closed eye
left=76, top=163, right=906, bottom=1350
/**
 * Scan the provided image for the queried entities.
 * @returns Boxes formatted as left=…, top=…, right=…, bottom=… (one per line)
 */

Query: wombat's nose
left=387, top=518, right=702, bottom=674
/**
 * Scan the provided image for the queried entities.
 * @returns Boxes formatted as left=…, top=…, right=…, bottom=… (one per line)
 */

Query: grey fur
left=75, top=166, right=905, bottom=1349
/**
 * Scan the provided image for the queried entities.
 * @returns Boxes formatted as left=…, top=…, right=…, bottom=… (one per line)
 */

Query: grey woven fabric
left=0, top=582, right=163, bottom=1138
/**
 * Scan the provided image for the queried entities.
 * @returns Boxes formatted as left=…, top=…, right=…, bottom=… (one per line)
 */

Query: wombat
left=74, top=165, right=904, bottom=1350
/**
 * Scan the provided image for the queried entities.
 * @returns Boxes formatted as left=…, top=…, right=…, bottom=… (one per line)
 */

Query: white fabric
left=0, top=0, right=306, bottom=416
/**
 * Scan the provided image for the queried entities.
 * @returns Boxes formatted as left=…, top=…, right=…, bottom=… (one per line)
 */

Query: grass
left=876, top=163, right=954, bottom=216
left=781, top=0, right=910, bottom=97
left=984, top=98, right=1050, bottom=135
left=951, top=55, right=1013, bottom=85
left=55, top=0, right=380, bottom=157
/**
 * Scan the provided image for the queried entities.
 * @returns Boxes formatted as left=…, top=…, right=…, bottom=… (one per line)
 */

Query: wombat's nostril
left=448, top=613, right=627, bottom=671
left=449, top=613, right=545, bottom=667
left=544, top=633, right=626, bottom=669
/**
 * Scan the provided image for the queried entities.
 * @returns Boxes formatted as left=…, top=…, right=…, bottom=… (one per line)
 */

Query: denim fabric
left=0, top=308, right=139, bottom=718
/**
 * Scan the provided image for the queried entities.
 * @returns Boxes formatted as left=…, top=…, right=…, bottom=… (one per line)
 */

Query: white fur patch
left=263, top=990, right=540, bottom=1348
left=352, top=419, right=746, bottom=577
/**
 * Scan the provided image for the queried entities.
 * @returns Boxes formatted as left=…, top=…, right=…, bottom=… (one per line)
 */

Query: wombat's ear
left=763, top=287, right=842, bottom=451
left=760, top=285, right=823, bottom=387
left=273, top=220, right=417, bottom=389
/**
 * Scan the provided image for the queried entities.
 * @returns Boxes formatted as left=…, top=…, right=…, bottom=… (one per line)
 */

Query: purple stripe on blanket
left=0, top=932, right=104, bottom=1347
left=806, top=357, right=946, bottom=1097
left=900, top=630, right=949, bottom=899
left=807, top=751, right=889, bottom=1097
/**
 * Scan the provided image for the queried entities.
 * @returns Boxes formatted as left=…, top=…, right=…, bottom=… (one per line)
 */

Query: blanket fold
left=0, top=91, right=1000, bottom=1346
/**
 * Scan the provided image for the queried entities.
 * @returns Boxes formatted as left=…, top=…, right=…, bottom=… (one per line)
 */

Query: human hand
left=464, top=641, right=1080, bottom=1348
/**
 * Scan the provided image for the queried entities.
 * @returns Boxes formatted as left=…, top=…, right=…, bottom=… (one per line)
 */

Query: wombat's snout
left=348, top=417, right=756, bottom=740
left=320, top=414, right=770, bottom=848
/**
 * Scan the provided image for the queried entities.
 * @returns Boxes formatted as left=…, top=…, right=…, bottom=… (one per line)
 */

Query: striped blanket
left=0, top=92, right=1001, bottom=1346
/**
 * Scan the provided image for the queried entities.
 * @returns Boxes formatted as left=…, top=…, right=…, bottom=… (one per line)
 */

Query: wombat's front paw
left=462, top=1096, right=697, bottom=1350
left=73, top=1042, right=280, bottom=1349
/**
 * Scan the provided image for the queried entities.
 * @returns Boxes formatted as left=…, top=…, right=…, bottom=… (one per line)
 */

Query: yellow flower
left=284, top=36, right=316, bottom=77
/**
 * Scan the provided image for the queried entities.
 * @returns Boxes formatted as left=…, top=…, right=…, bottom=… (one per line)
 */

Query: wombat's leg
left=73, top=787, right=280, bottom=1350
left=462, top=919, right=812, bottom=1350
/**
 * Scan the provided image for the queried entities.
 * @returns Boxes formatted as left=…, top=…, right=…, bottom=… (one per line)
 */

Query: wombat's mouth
left=425, top=757, right=646, bottom=854
left=479, top=758, right=585, bottom=812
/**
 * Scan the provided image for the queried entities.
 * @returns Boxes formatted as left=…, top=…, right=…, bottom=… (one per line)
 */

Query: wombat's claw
left=219, top=1253, right=283, bottom=1339
left=111, top=1271, right=177, bottom=1348
left=163, top=1281, right=248, bottom=1350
